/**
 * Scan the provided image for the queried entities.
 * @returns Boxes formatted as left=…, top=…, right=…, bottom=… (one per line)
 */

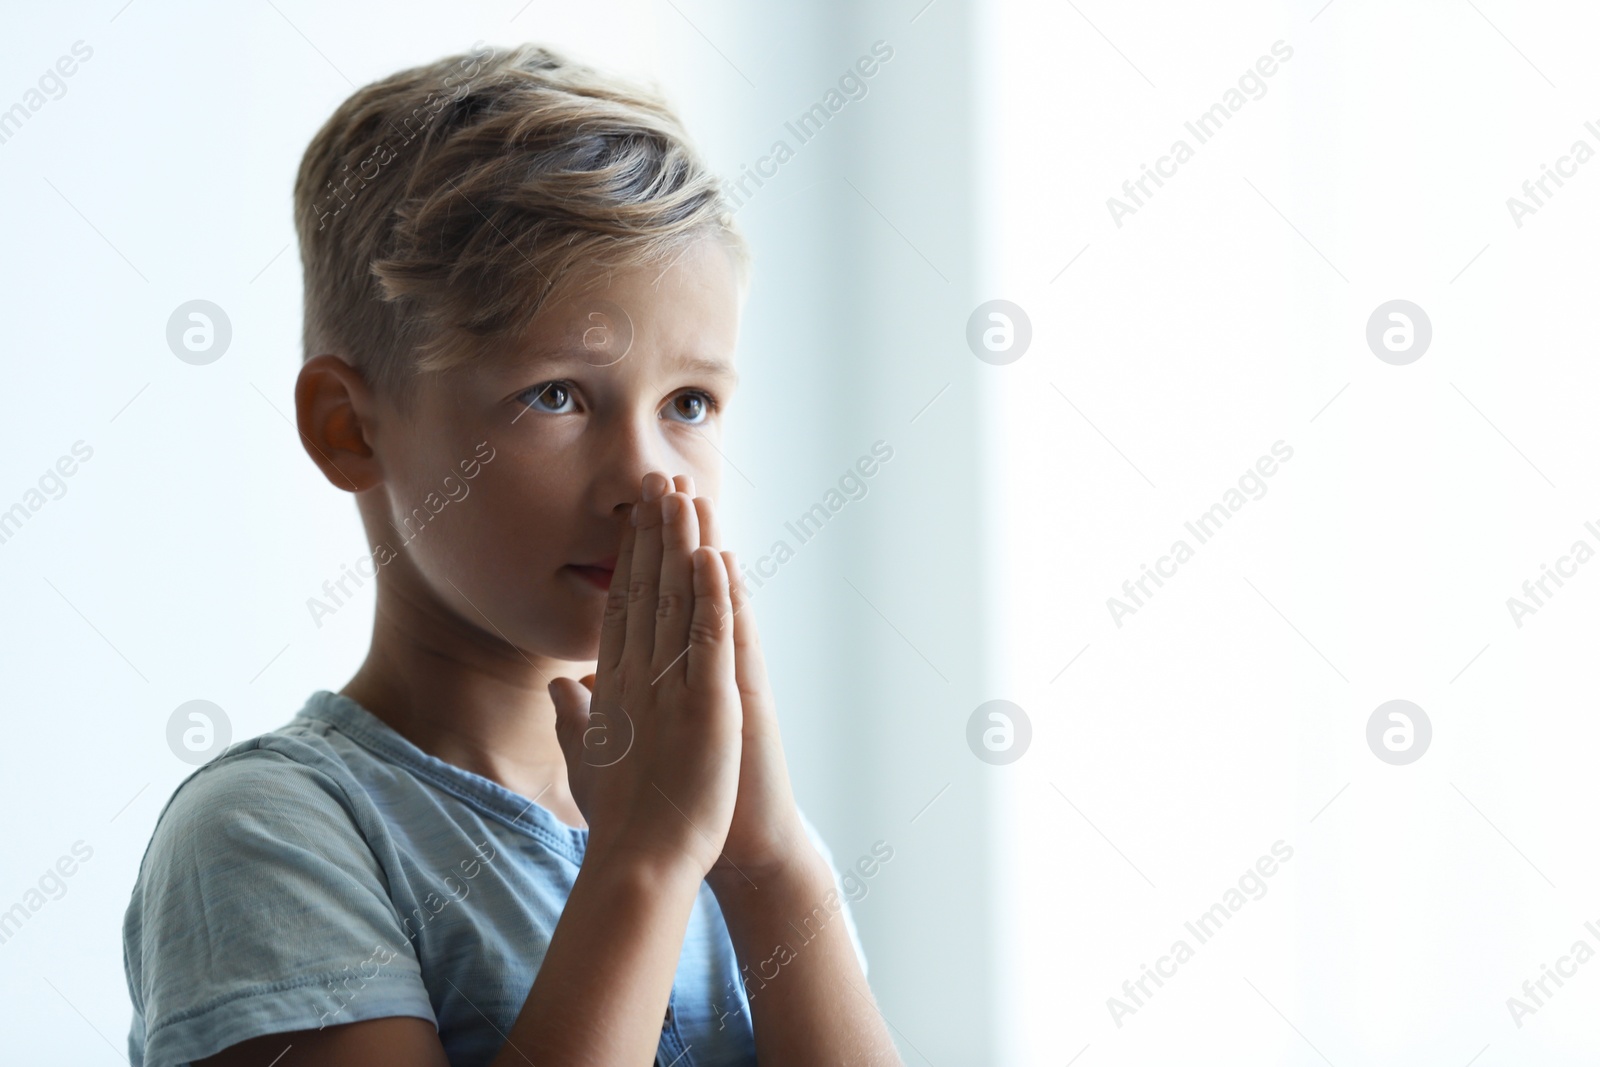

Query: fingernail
left=630, top=502, right=639, bottom=526
left=642, top=474, right=663, bottom=501
left=663, top=494, right=681, bottom=521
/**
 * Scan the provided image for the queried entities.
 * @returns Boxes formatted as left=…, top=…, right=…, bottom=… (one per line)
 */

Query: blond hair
left=292, top=42, right=749, bottom=405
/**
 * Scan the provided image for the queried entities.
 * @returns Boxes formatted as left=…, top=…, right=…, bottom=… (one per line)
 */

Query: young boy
left=121, top=42, right=902, bottom=1066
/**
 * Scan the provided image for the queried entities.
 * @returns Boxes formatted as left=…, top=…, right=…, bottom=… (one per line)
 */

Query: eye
left=663, top=389, right=719, bottom=425
left=519, top=380, right=579, bottom=415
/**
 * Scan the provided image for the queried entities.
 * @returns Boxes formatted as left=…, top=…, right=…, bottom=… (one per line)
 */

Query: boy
left=122, top=42, right=902, bottom=1066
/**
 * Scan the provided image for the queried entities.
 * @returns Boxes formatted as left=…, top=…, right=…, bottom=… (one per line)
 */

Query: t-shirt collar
left=295, top=688, right=588, bottom=858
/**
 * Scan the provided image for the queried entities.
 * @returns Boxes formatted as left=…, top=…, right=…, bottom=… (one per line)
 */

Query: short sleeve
left=795, top=809, right=870, bottom=979
left=123, top=749, right=436, bottom=1067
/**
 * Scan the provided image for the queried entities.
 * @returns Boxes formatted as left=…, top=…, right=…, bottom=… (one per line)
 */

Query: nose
left=598, top=410, right=672, bottom=518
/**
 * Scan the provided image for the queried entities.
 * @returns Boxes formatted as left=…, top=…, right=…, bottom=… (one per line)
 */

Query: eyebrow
left=520, top=347, right=739, bottom=387
left=673, top=354, right=740, bottom=387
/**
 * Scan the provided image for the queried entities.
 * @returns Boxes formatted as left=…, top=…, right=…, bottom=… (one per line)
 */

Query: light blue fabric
left=122, top=689, right=866, bottom=1067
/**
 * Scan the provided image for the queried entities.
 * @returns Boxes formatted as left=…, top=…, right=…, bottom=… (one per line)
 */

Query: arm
left=201, top=854, right=705, bottom=1067
left=488, top=850, right=703, bottom=1063
left=203, top=476, right=743, bottom=1066
left=710, top=853, right=901, bottom=1066
left=682, top=480, right=903, bottom=1065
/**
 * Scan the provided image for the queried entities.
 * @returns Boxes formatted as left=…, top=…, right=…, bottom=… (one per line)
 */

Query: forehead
left=512, top=236, right=742, bottom=381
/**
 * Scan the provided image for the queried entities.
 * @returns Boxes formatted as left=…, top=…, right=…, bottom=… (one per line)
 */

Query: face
left=359, top=234, right=742, bottom=663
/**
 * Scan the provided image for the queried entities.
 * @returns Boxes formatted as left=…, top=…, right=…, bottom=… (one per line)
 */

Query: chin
left=537, top=614, right=603, bottom=664
left=558, top=632, right=602, bottom=662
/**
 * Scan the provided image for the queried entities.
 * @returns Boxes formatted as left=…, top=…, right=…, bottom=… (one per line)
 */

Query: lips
left=566, top=555, right=617, bottom=591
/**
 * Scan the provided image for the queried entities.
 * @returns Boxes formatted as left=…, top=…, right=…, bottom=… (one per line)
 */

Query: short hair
left=292, top=41, right=749, bottom=406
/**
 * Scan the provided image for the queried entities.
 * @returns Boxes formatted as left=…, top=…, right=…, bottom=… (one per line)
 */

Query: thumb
left=548, top=677, right=592, bottom=774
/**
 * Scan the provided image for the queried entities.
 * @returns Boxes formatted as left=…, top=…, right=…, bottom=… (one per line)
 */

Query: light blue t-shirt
left=122, top=689, right=865, bottom=1066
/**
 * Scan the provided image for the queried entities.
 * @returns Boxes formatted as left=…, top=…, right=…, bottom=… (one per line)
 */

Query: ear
left=294, top=354, right=383, bottom=493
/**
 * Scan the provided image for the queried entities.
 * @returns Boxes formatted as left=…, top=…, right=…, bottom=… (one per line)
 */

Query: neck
left=340, top=572, right=590, bottom=828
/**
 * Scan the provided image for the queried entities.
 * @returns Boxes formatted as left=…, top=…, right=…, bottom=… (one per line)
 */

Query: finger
left=624, top=474, right=669, bottom=661
left=548, top=677, right=593, bottom=776
left=652, top=491, right=700, bottom=676
left=672, top=473, right=695, bottom=498
left=596, top=514, right=637, bottom=674
left=685, top=545, right=735, bottom=695
left=721, top=550, right=774, bottom=709
left=579, top=673, right=596, bottom=692
left=692, top=494, right=720, bottom=553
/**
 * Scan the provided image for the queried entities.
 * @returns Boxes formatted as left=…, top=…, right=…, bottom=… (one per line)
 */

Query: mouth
left=565, top=557, right=617, bottom=591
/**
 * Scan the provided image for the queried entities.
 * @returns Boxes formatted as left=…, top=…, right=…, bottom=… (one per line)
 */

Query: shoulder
left=142, top=734, right=367, bottom=869
left=127, top=727, right=398, bottom=947
left=124, top=733, right=435, bottom=1065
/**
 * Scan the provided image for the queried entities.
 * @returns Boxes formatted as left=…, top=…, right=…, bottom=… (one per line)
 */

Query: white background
left=989, top=1, right=1600, bottom=1064
left=1, top=1, right=1596, bottom=1064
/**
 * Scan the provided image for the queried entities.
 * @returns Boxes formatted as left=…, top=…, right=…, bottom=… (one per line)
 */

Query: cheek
left=391, top=455, right=567, bottom=585
left=411, top=463, right=604, bottom=654
left=377, top=403, right=610, bottom=656
left=452, top=463, right=570, bottom=568
left=685, top=454, right=723, bottom=502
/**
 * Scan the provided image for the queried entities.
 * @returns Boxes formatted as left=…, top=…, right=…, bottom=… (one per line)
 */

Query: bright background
left=2, top=1, right=1597, bottom=1064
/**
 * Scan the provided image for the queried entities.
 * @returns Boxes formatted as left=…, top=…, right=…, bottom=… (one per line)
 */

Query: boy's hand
left=672, top=476, right=818, bottom=892
left=547, top=472, right=743, bottom=881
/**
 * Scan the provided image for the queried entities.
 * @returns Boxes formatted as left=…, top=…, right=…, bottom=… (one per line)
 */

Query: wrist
left=581, top=836, right=708, bottom=901
left=708, top=845, right=845, bottom=971
left=707, top=839, right=830, bottom=908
